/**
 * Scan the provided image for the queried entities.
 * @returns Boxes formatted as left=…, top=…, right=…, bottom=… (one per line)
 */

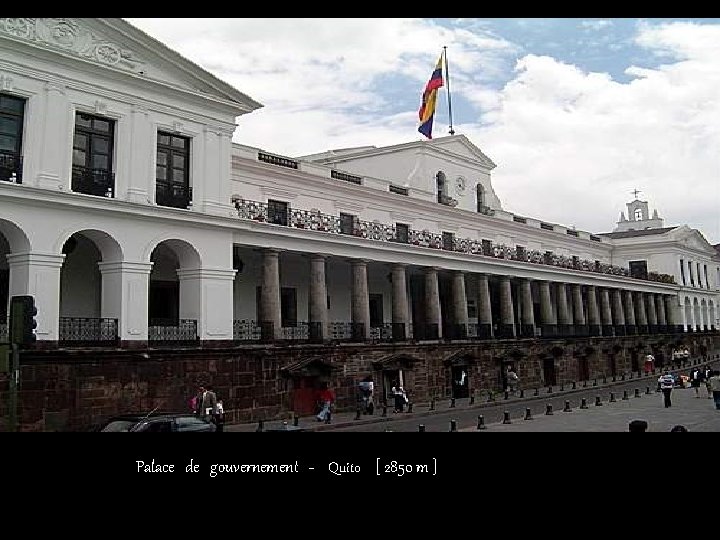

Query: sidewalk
left=225, top=355, right=719, bottom=432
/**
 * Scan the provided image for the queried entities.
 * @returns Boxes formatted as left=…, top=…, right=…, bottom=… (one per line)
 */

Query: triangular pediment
left=430, top=135, right=496, bottom=170
left=0, top=18, right=261, bottom=113
left=671, top=226, right=716, bottom=254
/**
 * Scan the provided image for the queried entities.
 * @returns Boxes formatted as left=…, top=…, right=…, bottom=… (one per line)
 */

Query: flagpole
left=443, top=46, right=455, bottom=136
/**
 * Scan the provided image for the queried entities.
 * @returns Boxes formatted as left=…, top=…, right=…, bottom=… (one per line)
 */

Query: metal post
left=256, top=419, right=264, bottom=432
left=524, top=408, right=533, bottom=420
left=634, top=388, right=641, bottom=398
left=450, top=397, right=456, bottom=408
left=610, top=392, right=616, bottom=402
left=450, top=419, right=457, bottom=432
left=580, top=398, right=588, bottom=409
left=563, top=400, right=572, bottom=412
left=477, top=415, right=486, bottom=430
left=502, top=411, right=511, bottom=424
left=545, top=404, right=553, bottom=415
left=418, top=424, right=426, bottom=432
left=595, top=396, right=602, bottom=406
left=293, top=414, right=299, bottom=426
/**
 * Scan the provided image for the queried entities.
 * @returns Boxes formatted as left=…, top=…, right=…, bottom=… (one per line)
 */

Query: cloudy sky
left=126, top=18, right=720, bottom=244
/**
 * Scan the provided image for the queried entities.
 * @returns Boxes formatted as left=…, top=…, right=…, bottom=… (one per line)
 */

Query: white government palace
left=1, top=18, right=718, bottom=424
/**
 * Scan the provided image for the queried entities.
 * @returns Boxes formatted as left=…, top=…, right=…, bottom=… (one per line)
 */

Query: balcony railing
left=72, top=165, right=115, bottom=197
left=156, top=181, right=192, bottom=209
left=0, top=151, right=22, bottom=184
left=148, top=319, right=198, bottom=345
left=258, top=151, right=298, bottom=169
left=233, top=198, right=676, bottom=284
left=59, top=317, right=118, bottom=346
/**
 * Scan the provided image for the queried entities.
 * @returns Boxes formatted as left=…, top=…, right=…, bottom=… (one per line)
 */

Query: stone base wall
left=1, top=333, right=717, bottom=431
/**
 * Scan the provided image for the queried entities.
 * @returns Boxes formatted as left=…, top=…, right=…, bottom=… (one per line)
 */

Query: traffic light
left=9, top=295, right=37, bottom=345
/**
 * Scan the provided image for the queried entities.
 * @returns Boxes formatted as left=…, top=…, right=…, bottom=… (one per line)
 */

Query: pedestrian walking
left=391, top=381, right=407, bottom=413
left=644, top=353, right=655, bottom=375
left=506, top=366, right=519, bottom=395
left=709, top=370, right=720, bottom=411
left=316, top=383, right=335, bottom=423
left=658, top=371, right=675, bottom=408
left=691, top=367, right=705, bottom=397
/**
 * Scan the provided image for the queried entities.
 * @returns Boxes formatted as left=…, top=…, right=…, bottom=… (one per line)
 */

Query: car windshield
left=100, top=420, right=138, bottom=432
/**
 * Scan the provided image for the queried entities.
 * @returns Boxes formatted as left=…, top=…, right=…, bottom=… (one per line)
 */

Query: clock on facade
left=455, top=176, right=466, bottom=195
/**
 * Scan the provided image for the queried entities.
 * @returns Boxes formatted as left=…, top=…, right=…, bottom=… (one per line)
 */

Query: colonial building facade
left=1, top=18, right=718, bottom=429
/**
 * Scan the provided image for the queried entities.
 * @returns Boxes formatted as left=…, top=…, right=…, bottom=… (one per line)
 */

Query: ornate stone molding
left=0, top=73, right=13, bottom=90
left=0, top=18, right=145, bottom=72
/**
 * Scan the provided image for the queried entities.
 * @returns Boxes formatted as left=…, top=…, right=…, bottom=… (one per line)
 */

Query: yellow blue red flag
left=418, top=54, right=444, bottom=139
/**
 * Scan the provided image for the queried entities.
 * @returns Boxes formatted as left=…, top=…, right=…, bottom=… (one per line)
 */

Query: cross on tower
left=631, top=188, right=641, bottom=199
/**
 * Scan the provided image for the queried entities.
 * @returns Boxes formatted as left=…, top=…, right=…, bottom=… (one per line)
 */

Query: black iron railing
left=232, top=198, right=676, bottom=284
left=58, top=317, right=118, bottom=345
left=156, top=181, right=192, bottom=209
left=0, top=151, right=22, bottom=184
left=72, top=165, right=115, bottom=197
left=148, top=319, right=198, bottom=344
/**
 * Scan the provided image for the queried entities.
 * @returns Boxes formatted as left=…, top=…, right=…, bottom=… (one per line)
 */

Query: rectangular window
left=540, top=223, right=554, bottom=231
left=697, top=262, right=703, bottom=288
left=516, top=245, right=526, bottom=260
left=0, top=93, right=25, bottom=184
left=704, top=265, right=709, bottom=289
left=566, top=229, right=579, bottom=237
left=339, top=213, right=355, bottom=235
left=629, top=260, right=648, bottom=280
left=512, top=216, right=526, bottom=224
left=467, top=300, right=477, bottom=319
left=369, top=294, right=383, bottom=328
left=72, top=112, right=115, bottom=197
left=680, top=259, right=686, bottom=285
left=481, top=239, right=492, bottom=256
left=389, top=185, right=408, bottom=196
left=156, top=131, right=191, bottom=208
left=688, top=260, right=695, bottom=287
left=442, top=232, right=454, bottom=251
left=280, top=288, right=297, bottom=327
left=267, top=199, right=289, bottom=226
left=395, top=223, right=409, bottom=243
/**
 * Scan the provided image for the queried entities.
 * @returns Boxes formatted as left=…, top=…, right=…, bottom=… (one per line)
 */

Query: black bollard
left=450, top=397, right=456, bottom=408
left=610, top=392, right=616, bottom=402
left=534, top=388, right=539, bottom=397
left=477, top=415, right=487, bottom=430
left=580, top=398, right=588, bottom=409
left=630, top=372, right=634, bottom=379
left=355, top=408, right=361, bottom=421
left=593, top=379, right=598, bottom=387
left=545, top=404, right=554, bottom=415
left=583, top=380, right=588, bottom=388
left=560, top=383, right=565, bottom=391
left=595, top=396, right=602, bottom=406
left=524, top=407, right=533, bottom=421
left=519, top=389, right=524, bottom=398
left=572, top=381, right=577, bottom=389
left=603, top=375, right=607, bottom=384
left=612, top=375, right=616, bottom=382
left=293, top=414, right=299, bottom=426
left=547, top=386, right=553, bottom=393
left=430, top=397, right=435, bottom=411
left=503, top=411, right=512, bottom=424
left=325, top=410, right=332, bottom=424
left=382, top=404, right=388, bottom=417
left=645, top=386, right=651, bottom=395
left=563, top=400, right=572, bottom=412
left=450, top=420, right=457, bottom=432
left=418, top=424, right=425, bottom=432
left=469, top=391, right=475, bottom=405
left=504, top=390, right=509, bottom=400
left=622, top=390, right=629, bottom=400
left=656, top=382, right=661, bottom=392
left=634, top=388, right=641, bottom=398
left=621, top=373, right=626, bottom=381
left=256, top=420, right=264, bottom=432
left=408, top=402, right=413, bottom=413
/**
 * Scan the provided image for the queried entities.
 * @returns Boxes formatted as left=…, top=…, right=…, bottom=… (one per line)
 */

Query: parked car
left=97, top=412, right=217, bottom=432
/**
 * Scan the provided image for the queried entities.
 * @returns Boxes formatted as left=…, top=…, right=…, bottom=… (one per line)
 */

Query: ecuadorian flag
left=418, top=54, right=444, bottom=139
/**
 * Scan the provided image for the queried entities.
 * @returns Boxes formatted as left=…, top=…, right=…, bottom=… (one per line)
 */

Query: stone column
left=635, top=291, right=648, bottom=334
left=556, top=283, right=572, bottom=336
left=308, top=255, right=328, bottom=342
left=645, top=293, right=658, bottom=334
left=572, top=284, right=587, bottom=337
left=259, top=249, right=282, bottom=341
left=351, top=260, right=371, bottom=340
left=655, top=294, right=667, bottom=333
left=476, top=274, right=493, bottom=339
left=599, top=288, right=614, bottom=336
left=612, top=289, right=626, bottom=336
left=6, top=253, right=65, bottom=341
left=586, top=286, right=601, bottom=336
left=98, top=261, right=153, bottom=342
left=177, top=267, right=236, bottom=341
left=520, top=278, right=535, bottom=338
left=423, top=267, right=442, bottom=339
left=498, top=276, right=515, bottom=339
left=538, top=280, right=556, bottom=338
left=391, top=264, right=409, bottom=341
left=624, top=290, right=636, bottom=335
left=665, top=295, right=682, bottom=333
left=451, top=271, right=469, bottom=339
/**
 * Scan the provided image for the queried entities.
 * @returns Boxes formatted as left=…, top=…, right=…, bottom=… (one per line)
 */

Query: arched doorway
left=58, top=230, right=122, bottom=344
left=281, top=357, right=338, bottom=416
left=0, top=219, right=31, bottom=339
left=443, top=351, right=475, bottom=399
left=148, top=239, right=202, bottom=343
left=371, top=354, right=419, bottom=405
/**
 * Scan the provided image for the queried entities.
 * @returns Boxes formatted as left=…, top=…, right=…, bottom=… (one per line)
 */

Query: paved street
left=226, top=358, right=720, bottom=433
